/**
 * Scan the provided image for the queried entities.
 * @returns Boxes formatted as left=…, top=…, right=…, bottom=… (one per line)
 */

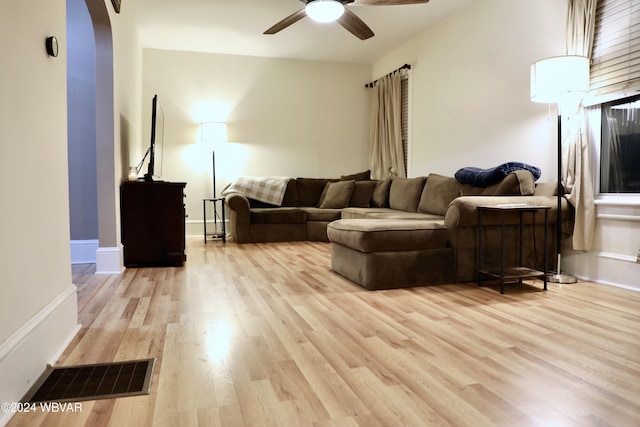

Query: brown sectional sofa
left=224, top=170, right=571, bottom=287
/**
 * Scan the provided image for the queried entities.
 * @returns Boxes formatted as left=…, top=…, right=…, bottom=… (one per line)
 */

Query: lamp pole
left=530, top=55, right=589, bottom=284
left=548, top=114, right=577, bottom=284
left=200, top=122, right=227, bottom=198
left=212, top=150, right=217, bottom=198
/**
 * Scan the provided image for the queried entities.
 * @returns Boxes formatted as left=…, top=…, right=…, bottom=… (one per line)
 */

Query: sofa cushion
left=296, top=178, right=337, bottom=206
left=418, top=174, right=463, bottom=216
left=327, top=219, right=447, bottom=253
left=251, top=208, right=306, bottom=224
left=460, top=170, right=535, bottom=196
left=371, top=179, right=391, bottom=208
left=302, top=207, right=343, bottom=222
left=342, top=207, right=444, bottom=222
left=365, top=211, right=445, bottom=221
left=342, top=207, right=396, bottom=219
left=497, top=170, right=535, bottom=195
left=349, top=181, right=377, bottom=208
left=535, top=181, right=557, bottom=196
left=389, top=177, right=426, bottom=212
left=318, top=180, right=355, bottom=209
left=340, top=170, right=371, bottom=181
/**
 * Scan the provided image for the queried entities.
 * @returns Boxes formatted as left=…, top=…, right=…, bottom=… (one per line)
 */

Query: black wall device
left=46, top=36, right=58, bottom=57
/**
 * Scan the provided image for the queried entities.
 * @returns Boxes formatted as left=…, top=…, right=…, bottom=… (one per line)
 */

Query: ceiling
left=131, top=0, right=473, bottom=64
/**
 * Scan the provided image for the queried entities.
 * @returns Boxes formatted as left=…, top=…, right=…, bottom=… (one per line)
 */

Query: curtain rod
left=365, top=63, right=411, bottom=88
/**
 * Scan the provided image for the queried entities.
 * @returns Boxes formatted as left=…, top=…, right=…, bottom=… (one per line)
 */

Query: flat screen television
left=138, top=94, right=164, bottom=181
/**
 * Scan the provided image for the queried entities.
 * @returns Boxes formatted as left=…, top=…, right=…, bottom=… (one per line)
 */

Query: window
left=591, top=0, right=640, bottom=195
left=600, top=94, right=640, bottom=193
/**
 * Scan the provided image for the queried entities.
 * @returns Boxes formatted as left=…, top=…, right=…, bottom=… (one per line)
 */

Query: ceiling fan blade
left=264, top=9, right=307, bottom=35
left=337, top=9, right=374, bottom=40
left=352, top=0, right=429, bottom=5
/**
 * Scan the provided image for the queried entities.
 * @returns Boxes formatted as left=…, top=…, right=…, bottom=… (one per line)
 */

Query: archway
left=67, top=0, right=121, bottom=274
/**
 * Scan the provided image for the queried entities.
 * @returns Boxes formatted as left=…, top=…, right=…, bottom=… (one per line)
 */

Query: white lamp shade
left=306, top=0, right=345, bottom=23
left=530, top=55, right=590, bottom=104
left=200, top=122, right=227, bottom=144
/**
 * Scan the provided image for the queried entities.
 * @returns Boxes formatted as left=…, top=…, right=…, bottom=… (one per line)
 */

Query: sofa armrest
left=225, top=191, right=250, bottom=213
left=444, top=195, right=574, bottom=282
left=444, top=195, right=571, bottom=229
left=225, top=192, right=251, bottom=242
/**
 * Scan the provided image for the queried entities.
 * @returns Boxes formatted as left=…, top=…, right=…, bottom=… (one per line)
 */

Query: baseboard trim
left=563, top=249, right=640, bottom=292
left=186, top=219, right=228, bottom=238
left=95, top=246, right=124, bottom=274
left=597, top=251, right=636, bottom=263
left=0, top=284, right=79, bottom=426
left=70, top=239, right=99, bottom=264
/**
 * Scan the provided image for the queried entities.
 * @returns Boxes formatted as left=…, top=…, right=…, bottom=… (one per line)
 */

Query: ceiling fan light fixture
left=306, top=0, right=345, bottom=23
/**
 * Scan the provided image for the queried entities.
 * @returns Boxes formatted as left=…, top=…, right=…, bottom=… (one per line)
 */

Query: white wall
left=112, top=4, right=143, bottom=179
left=0, top=0, right=143, bottom=418
left=83, top=0, right=141, bottom=273
left=68, top=0, right=99, bottom=242
left=374, top=0, right=566, bottom=180
left=111, top=0, right=142, bottom=266
left=0, top=0, right=79, bottom=419
left=564, top=202, right=640, bottom=291
left=141, top=49, right=371, bottom=235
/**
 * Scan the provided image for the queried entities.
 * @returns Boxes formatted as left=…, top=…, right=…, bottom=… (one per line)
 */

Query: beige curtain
left=564, top=0, right=598, bottom=251
left=369, top=72, right=406, bottom=179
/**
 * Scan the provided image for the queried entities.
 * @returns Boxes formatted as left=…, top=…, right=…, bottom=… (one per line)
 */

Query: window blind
left=590, top=0, right=640, bottom=100
left=401, top=75, right=409, bottom=177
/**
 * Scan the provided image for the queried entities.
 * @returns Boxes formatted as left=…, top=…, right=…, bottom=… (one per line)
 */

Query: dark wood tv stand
left=120, top=180, right=187, bottom=267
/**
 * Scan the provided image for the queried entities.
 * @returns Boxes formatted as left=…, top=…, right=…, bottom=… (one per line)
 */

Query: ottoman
left=327, top=219, right=455, bottom=290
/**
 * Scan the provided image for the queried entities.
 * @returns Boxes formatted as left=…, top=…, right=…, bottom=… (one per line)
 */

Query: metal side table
left=203, top=197, right=226, bottom=243
left=477, top=204, right=550, bottom=294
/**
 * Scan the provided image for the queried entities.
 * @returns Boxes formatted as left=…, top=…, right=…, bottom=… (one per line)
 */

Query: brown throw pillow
left=297, top=178, right=337, bottom=206
left=389, top=177, right=426, bottom=212
left=371, top=179, right=391, bottom=208
left=317, top=180, right=356, bottom=209
left=418, top=174, right=463, bottom=215
left=495, top=170, right=535, bottom=195
left=349, top=181, right=377, bottom=207
left=340, top=170, right=371, bottom=181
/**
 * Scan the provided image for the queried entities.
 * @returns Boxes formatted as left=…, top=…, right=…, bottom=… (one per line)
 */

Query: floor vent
left=22, top=358, right=155, bottom=403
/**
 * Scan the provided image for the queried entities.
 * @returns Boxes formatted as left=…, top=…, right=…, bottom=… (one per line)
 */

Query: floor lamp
left=200, top=122, right=228, bottom=197
left=530, top=55, right=590, bottom=284
left=200, top=122, right=227, bottom=241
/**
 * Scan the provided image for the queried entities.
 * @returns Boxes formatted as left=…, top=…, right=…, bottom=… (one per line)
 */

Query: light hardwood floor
left=8, top=237, right=640, bottom=426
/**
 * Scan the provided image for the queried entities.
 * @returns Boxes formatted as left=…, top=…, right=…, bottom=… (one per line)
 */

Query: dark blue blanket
left=454, top=162, right=541, bottom=187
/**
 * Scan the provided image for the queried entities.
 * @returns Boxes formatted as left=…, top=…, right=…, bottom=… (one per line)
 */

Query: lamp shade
left=530, top=55, right=590, bottom=104
left=306, top=0, right=345, bottom=23
left=200, top=122, right=227, bottom=144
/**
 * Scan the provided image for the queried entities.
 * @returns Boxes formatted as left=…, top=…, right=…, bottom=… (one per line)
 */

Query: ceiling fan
left=263, top=0, right=430, bottom=41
